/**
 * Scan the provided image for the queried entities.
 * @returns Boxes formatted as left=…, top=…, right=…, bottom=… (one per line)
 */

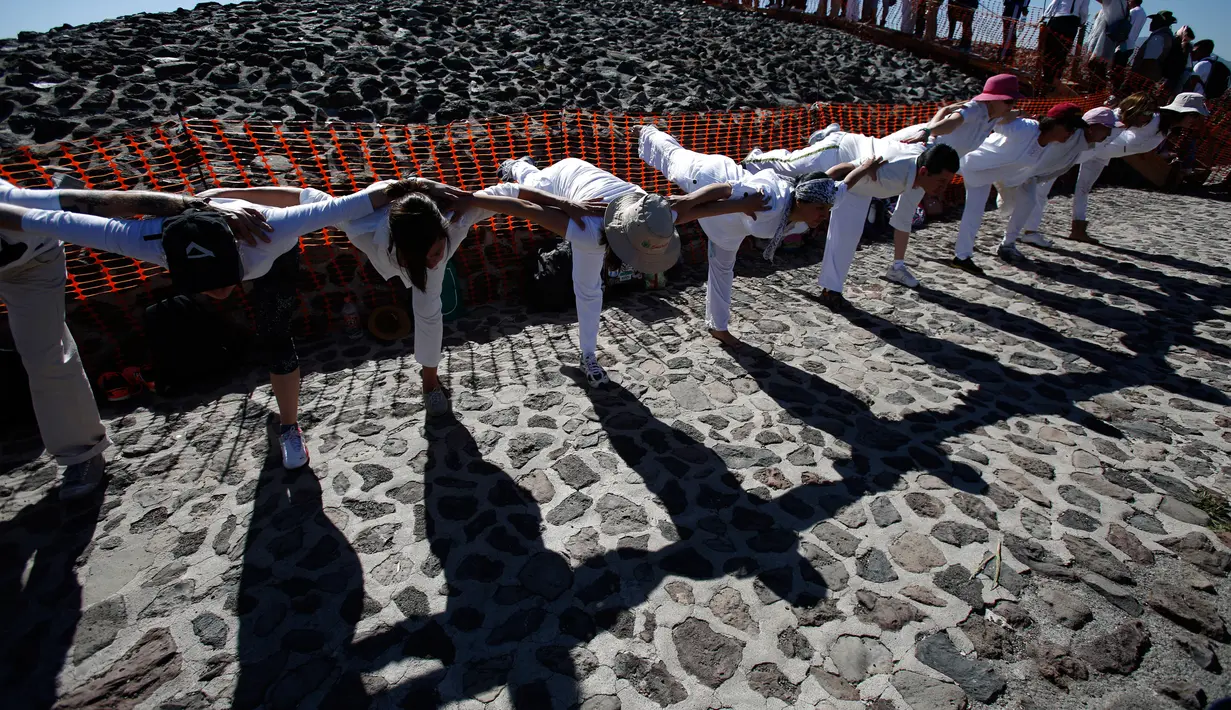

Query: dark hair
left=1194, top=39, right=1215, bottom=54
left=388, top=192, right=449, bottom=292
left=916, top=144, right=959, bottom=175
left=1039, top=113, right=1087, bottom=134
left=1158, top=108, right=1192, bottom=133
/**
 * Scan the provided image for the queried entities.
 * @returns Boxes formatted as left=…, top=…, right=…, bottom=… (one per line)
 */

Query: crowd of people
left=0, top=69, right=1210, bottom=502
left=751, top=0, right=1226, bottom=101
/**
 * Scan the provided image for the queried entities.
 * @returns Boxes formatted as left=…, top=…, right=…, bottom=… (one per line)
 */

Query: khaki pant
left=0, top=247, right=110, bottom=465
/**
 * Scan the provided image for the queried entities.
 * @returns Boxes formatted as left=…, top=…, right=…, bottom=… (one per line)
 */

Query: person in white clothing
left=638, top=125, right=856, bottom=342
left=950, top=106, right=1087, bottom=275
left=1, top=181, right=411, bottom=470
left=500, top=154, right=773, bottom=370
left=1067, top=92, right=1209, bottom=243
left=879, top=73, right=1025, bottom=287
left=995, top=107, right=1117, bottom=261
left=1121, top=0, right=1146, bottom=51
left=1088, top=0, right=1131, bottom=67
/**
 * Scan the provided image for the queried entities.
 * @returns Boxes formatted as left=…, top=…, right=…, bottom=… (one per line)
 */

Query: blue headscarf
left=763, top=177, right=840, bottom=262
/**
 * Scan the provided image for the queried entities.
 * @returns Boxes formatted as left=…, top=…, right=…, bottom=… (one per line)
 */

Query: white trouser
left=998, top=181, right=1038, bottom=246
left=817, top=191, right=873, bottom=293
left=0, top=247, right=111, bottom=465
left=955, top=183, right=991, bottom=260
left=742, top=135, right=845, bottom=179
left=639, top=125, right=750, bottom=333
left=1072, top=158, right=1107, bottom=221
left=1023, top=177, right=1057, bottom=234
left=506, top=159, right=607, bottom=357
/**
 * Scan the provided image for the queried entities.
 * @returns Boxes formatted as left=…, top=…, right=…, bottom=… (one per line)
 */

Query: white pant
left=817, top=190, right=873, bottom=293
left=411, top=243, right=463, bottom=369
left=998, top=181, right=1040, bottom=246
left=1023, top=177, right=1057, bottom=235
left=1072, top=158, right=1107, bottom=221
left=639, top=126, right=745, bottom=332
left=0, top=248, right=111, bottom=465
left=505, top=160, right=607, bottom=357
left=742, top=136, right=845, bottom=179
left=955, top=183, right=991, bottom=260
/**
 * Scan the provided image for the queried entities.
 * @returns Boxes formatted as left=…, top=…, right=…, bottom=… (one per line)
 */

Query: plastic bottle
left=342, top=296, right=363, bottom=340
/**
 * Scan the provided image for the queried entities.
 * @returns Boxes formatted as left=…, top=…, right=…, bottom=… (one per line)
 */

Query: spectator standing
left=1129, top=11, right=1176, bottom=82
left=1089, top=0, right=1133, bottom=77
left=1187, top=40, right=1227, bottom=98
left=1039, top=0, right=1091, bottom=90
left=881, top=0, right=896, bottom=27
left=1162, top=23, right=1195, bottom=93
left=1001, top=0, right=1031, bottom=61
left=948, top=0, right=979, bottom=51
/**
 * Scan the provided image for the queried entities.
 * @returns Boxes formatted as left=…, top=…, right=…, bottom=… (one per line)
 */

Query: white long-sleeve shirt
left=1089, top=112, right=1163, bottom=162
left=15, top=187, right=381, bottom=281
left=0, top=179, right=65, bottom=275
left=1123, top=6, right=1147, bottom=50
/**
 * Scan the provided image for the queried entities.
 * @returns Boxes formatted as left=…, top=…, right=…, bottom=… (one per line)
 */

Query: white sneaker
left=997, top=244, right=1025, bottom=263
left=1019, top=231, right=1054, bottom=248
left=744, top=147, right=764, bottom=163
left=580, top=353, right=609, bottom=388
left=885, top=262, right=919, bottom=288
left=808, top=123, right=842, bottom=145
left=279, top=425, right=310, bottom=469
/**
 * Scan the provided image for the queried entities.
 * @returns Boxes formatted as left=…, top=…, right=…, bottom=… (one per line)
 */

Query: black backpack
left=1205, top=58, right=1229, bottom=100
left=144, top=295, right=247, bottom=395
left=524, top=240, right=575, bottom=313
left=862, top=198, right=894, bottom=242
left=0, top=346, right=35, bottom=431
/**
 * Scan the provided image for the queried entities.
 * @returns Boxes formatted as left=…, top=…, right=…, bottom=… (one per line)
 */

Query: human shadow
left=0, top=482, right=106, bottom=710
left=231, top=422, right=371, bottom=710
left=1097, top=242, right=1231, bottom=282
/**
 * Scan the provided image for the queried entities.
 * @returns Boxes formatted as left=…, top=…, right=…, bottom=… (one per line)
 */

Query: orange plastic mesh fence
left=1, top=95, right=1227, bottom=339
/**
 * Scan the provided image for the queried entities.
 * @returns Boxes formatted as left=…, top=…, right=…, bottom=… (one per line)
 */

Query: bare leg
left=271, top=370, right=300, bottom=425
left=422, top=366, right=441, bottom=393
left=893, top=229, right=910, bottom=261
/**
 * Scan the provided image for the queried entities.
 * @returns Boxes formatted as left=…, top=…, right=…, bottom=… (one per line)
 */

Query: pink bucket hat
left=1082, top=107, right=1122, bottom=128
left=974, top=74, right=1025, bottom=102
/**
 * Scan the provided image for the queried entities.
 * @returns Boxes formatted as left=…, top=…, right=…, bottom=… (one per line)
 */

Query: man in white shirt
left=639, top=125, right=847, bottom=343
left=949, top=106, right=1087, bottom=275
left=1122, top=0, right=1147, bottom=51
left=0, top=182, right=270, bottom=499
left=3, top=183, right=407, bottom=472
left=879, top=73, right=1024, bottom=287
left=1186, top=40, right=1220, bottom=96
left=995, top=107, right=1117, bottom=261
left=1039, top=0, right=1091, bottom=88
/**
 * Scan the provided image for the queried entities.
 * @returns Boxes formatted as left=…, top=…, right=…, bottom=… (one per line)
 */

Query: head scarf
left=763, top=177, right=839, bottom=263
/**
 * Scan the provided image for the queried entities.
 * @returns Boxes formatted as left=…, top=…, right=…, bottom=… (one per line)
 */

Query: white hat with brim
left=1162, top=92, right=1211, bottom=116
left=603, top=192, right=681, bottom=275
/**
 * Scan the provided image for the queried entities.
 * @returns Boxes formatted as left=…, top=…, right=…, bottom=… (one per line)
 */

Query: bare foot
left=709, top=329, right=743, bottom=348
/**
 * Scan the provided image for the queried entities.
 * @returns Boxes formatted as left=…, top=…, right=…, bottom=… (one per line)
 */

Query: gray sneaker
left=60, top=454, right=106, bottom=501
left=808, top=123, right=842, bottom=145
left=425, top=388, right=450, bottom=416
left=997, top=244, right=1025, bottom=263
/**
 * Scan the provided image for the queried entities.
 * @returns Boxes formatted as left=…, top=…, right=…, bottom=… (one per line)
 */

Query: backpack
left=523, top=240, right=575, bottom=313
left=1105, top=0, right=1132, bottom=45
left=440, top=259, right=465, bottom=322
left=143, top=295, right=247, bottom=396
left=862, top=198, right=894, bottom=242
left=0, top=346, right=35, bottom=431
left=1205, top=58, right=1229, bottom=100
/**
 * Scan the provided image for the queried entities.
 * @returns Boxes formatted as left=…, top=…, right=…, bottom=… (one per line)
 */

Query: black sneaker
left=819, top=288, right=852, bottom=312
left=949, top=257, right=985, bottom=276
left=60, top=454, right=106, bottom=501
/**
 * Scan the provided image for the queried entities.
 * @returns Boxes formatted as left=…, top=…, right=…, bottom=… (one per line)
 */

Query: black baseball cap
left=160, top=211, right=244, bottom=293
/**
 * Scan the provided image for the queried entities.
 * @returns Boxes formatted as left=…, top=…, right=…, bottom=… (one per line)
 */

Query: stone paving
left=3, top=186, right=1231, bottom=710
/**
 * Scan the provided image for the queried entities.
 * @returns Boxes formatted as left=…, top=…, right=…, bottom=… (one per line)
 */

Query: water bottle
left=342, top=296, right=363, bottom=340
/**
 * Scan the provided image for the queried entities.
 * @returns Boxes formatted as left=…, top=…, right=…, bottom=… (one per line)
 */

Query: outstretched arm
left=42, top=188, right=271, bottom=245
left=505, top=186, right=606, bottom=227
left=825, top=162, right=857, bottom=180
left=674, top=192, right=769, bottom=224
left=196, top=186, right=305, bottom=207
left=843, top=156, right=885, bottom=189
left=452, top=193, right=573, bottom=238
left=900, top=103, right=967, bottom=144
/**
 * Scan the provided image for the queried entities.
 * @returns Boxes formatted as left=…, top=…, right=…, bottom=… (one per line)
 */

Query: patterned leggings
left=251, top=248, right=300, bottom=376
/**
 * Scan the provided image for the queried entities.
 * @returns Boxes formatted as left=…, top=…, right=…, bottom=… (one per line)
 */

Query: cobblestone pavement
left=3, top=187, right=1231, bottom=710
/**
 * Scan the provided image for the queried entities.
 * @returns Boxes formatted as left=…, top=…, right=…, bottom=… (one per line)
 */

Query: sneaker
left=580, top=353, right=609, bottom=388
left=949, top=257, right=985, bottom=276
left=60, top=454, right=105, bottom=502
left=885, top=262, right=919, bottom=288
left=279, top=425, right=310, bottom=470
left=744, top=147, right=764, bottom=163
left=497, top=156, right=536, bottom=183
left=97, top=371, right=132, bottom=403
left=808, top=123, right=842, bottom=145
left=1019, top=231, right=1054, bottom=248
left=997, top=244, right=1025, bottom=262
left=425, top=388, right=450, bottom=417
left=819, top=288, right=852, bottom=312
